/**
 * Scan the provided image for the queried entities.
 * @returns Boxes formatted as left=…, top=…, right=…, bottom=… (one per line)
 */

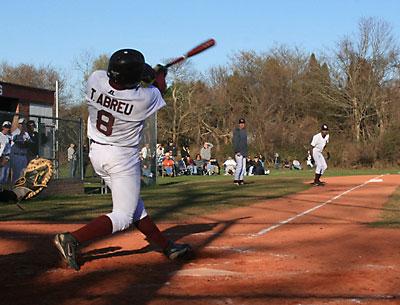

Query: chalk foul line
left=253, top=175, right=385, bottom=237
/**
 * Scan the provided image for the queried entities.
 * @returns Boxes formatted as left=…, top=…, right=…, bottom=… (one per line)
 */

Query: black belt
left=89, top=139, right=136, bottom=148
left=90, top=139, right=110, bottom=146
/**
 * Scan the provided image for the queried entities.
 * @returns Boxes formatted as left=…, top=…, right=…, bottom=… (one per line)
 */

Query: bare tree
left=323, top=17, right=400, bottom=141
left=0, top=62, right=72, bottom=106
left=73, top=51, right=109, bottom=100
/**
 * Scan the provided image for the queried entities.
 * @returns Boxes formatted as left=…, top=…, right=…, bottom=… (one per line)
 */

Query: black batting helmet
left=107, top=49, right=145, bottom=89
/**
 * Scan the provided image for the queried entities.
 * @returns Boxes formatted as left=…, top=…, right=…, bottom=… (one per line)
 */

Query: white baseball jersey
left=311, top=133, right=329, bottom=152
left=86, top=70, right=166, bottom=148
left=0, top=133, right=9, bottom=156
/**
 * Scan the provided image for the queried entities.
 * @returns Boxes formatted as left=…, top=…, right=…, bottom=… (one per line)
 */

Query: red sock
left=71, top=215, right=113, bottom=244
left=135, top=216, right=169, bottom=249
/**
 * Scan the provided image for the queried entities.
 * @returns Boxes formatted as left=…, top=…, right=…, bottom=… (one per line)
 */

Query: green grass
left=267, top=167, right=399, bottom=178
left=0, top=168, right=398, bottom=225
left=0, top=174, right=308, bottom=222
left=370, top=186, right=400, bottom=228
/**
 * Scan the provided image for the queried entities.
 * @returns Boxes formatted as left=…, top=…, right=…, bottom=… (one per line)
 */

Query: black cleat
left=163, top=240, right=192, bottom=260
left=54, top=232, right=80, bottom=271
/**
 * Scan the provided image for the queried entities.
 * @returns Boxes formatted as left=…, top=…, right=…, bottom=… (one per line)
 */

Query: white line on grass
left=253, top=175, right=385, bottom=237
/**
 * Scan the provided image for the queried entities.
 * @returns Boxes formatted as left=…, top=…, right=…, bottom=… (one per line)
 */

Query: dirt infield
left=1, top=175, right=399, bottom=305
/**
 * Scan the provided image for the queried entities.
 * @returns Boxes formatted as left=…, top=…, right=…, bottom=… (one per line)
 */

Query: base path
left=0, top=175, right=399, bottom=305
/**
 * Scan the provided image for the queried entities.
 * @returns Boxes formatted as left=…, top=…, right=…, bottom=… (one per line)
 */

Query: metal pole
left=55, top=81, right=59, bottom=129
left=55, top=81, right=59, bottom=178
left=79, top=118, right=84, bottom=180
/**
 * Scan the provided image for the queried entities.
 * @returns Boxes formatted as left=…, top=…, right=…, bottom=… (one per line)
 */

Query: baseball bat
left=164, top=38, right=216, bottom=68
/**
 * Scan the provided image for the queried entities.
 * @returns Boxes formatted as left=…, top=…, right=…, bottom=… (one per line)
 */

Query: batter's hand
left=153, top=64, right=168, bottom=95
left=154, top=64, right=168, bottom=76
left=141, top=63, right=156, bottom=85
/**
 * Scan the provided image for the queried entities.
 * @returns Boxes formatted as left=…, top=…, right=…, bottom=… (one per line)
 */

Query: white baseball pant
left=234, top=153, right=246, bottom=181
left=89, top=143, right=147, bottom=233
left=312, top=149, right=327, bottom=175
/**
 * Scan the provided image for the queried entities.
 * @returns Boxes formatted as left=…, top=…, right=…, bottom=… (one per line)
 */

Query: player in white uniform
left=311, top=124, right=330, bottom=186
left=0, top=121, right=12, bottom=187
left=54, top=49, right=191, bottom=270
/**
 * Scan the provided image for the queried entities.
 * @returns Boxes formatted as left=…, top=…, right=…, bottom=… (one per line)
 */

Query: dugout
left=0, top=81, right=157, bottom=191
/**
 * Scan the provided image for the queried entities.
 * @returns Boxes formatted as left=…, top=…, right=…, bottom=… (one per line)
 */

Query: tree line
left=159, top=18, right=400, bottom=167
left=1, top=18, right=399, bottom=167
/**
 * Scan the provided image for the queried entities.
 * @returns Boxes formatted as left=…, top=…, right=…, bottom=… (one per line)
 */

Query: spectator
left=206, top=158, right=219, bottom=175
left=141, top=143, right=151, bottom=160
left=246, top=157, right=255, bottom=176
left=155, top=143, right=165, bottom=175
left=0, top=121, right=12, bottom=187
left=185, top=156, right=197, bottom=175
left=156, top=143, right=165, bottom=158
left=212, top=159, right=221, bottom=175
left=283, top=159, right=290, bottom=169
left=223, top=156, right=236, bottom=175
left=193, top=153, right=205, bottom=175
left=274, top=153, right=281, bottom=169
left=257, top=153, right=266, bottom=167
left=181, top=145, right=190, bottom=159
left=162, top=153, right=175, bottom=177
left=142, top=164, right=153, bottom=178
left=176, top=157, right=189, bottom=175
left=253, top=155, right=267, bottom=175
left=292, top=159, right=302, bottom=170
left=140, top=143, right=151, bottom=168
left=26, top=120, right=39, bottom=162
left=67, top=143, right=77, bottom=178
left=166, top=139, right=177, bottom=157
left=200, top=142, right=213, bottom=162
left=12, top=117, right=24, bottom=135
left=11, top=118, right=31, bottom=183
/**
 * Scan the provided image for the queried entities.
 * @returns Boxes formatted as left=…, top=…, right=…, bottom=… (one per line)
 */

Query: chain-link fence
left=0, top=110, right=83, bottom=189
left=0, top=110, right=158, bottom=190
left=139, top=113, right=157, bottom=186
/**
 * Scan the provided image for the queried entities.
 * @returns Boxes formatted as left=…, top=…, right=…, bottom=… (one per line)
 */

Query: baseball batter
left=311, top=124, right=330, bottom=186
left=54, top=49, right=191, bottom=270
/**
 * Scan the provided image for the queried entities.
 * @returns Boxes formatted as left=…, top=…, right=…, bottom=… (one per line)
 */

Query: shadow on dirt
left=0, top=220, right=233, bottom=305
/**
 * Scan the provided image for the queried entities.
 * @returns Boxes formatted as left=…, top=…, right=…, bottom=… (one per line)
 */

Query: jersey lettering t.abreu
left=311, top=132, right=329, bottom=152
left=86, top=70, right=166, bottom=147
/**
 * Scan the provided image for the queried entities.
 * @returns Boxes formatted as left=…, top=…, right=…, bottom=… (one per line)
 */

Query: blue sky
left=1, top=0, right=399, bottom=82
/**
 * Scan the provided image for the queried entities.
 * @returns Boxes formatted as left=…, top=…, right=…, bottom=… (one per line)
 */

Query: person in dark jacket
left=26, top=120, right=39, bottom=162
left=232, top=118, right=248, bottom=185
left=253, top=156, right=266, bottom=175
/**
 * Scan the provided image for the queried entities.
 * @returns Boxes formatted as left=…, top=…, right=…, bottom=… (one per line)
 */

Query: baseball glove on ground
left=13, top=157, right=54, bottom=204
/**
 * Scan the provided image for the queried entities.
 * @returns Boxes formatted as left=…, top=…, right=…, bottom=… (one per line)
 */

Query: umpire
left=233, top=118, right=248, bottom=185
